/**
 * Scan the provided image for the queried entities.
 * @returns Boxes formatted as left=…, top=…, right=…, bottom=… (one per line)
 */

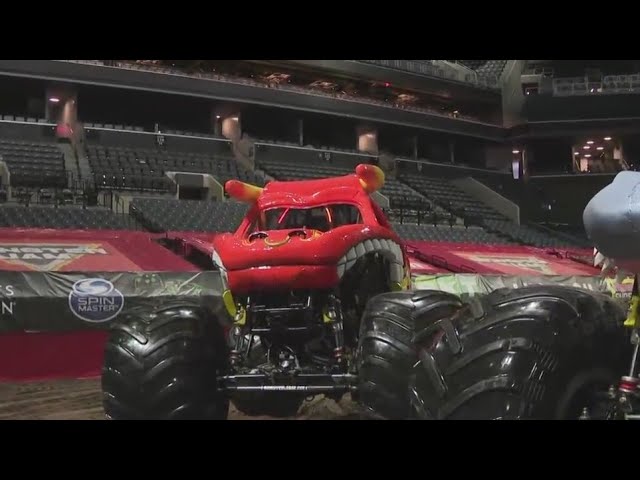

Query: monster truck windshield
left=254, top=204, right=362, bottom=233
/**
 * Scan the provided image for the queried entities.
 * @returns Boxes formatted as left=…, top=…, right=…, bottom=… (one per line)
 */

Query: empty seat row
left=85, top=144, right=265, bottom=192
left=130, top=197, right=248, bottom=233
left=399, top=174, right=503, bottom=221
left=482, top=219, right=587, bottom=249
left=1, top=115, right=49, bottom=123
left=0, top=205, right=130, bottom=230
left=130, top=196, right=509, bottom=244
left=393, top=222, right=513, bottom=245
left=0, top=137, right=66, bottom=188
left=260, top=157, right=428, bottom=210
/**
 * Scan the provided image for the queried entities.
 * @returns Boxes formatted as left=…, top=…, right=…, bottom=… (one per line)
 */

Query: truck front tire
left=102, top=302, right=229, bottom=420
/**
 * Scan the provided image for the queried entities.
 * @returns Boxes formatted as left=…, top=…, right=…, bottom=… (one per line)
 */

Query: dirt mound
left=0, top=379, right=361, bottom=420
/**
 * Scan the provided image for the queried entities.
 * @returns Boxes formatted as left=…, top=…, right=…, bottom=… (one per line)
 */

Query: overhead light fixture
left=453, top=110, right=459, bottom=114
left=48, top=97, right=60, bottom=103
left=512, top=149, right=520, bottom=154
left=583, top=145, right=590, bottom=150
left=215, top=115, right=221, bottom=119
left=597, top=146, right=604, bottom=150
left=587, top=140, right=594, bottom=144
left=585, top=154, right=592, bottom=158
left=604, top=136, right=612, bottom=141
left=574, top=151, right=580, bottom=155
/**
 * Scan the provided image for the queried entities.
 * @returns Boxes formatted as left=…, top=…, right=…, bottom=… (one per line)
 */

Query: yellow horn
left=225, top=180, right=263, bottom=203
left=356, top=163, right=385, bottom=193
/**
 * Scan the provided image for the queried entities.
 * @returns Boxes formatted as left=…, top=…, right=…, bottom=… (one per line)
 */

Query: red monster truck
left=101, top=164, right=462, bottom=419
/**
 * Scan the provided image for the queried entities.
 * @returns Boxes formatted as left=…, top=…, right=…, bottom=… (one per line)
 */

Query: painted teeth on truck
left=594, top=248, right=604, bottom=267
left=593, top=247, right=634, bottom=280
left=211, top=249, right=229, bottom=290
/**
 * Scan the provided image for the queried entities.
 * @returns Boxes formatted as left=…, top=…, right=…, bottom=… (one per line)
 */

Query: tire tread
left=356, top=290, right=463, bottom=419
left=410, top=286, right=630, bottom=420
left=101, top=304, right=229, bottom=420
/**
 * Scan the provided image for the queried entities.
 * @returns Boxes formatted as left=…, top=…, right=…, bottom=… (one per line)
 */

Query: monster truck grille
left=247, top=293, right=315, bottom=331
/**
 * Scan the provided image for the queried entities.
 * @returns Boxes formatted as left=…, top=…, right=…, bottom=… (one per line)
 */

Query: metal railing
left=552, top=74, right=640, bottom=96
left=356, top=60, right=501, bottom=90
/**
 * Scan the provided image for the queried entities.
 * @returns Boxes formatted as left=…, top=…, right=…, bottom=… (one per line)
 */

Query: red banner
left=407, top=241, right=598, bottom=276
left=408, top=256, right=446, bottom=274
left=0, top=229, right=198, bottom=272
left=0, top=240, right=140, bottom=272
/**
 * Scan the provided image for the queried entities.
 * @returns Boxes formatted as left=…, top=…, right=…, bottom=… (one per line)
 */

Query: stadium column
left=214, top=107, right=254, bottom=171
left=298, top=119, right=304, bottom=147
left=219, top=114, right=241, bottom=141
left=212, top=104, right=241, bottom=140
left=46, top=86, right=78, bottom=143
left=357, top=126, right=378, bottom=155
left=212, top=112, right=221, bottom=136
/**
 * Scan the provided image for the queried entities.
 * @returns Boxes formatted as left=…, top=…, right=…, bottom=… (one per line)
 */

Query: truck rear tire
left=102, top=302, right=229, bottom=420
left=408, top=286, right=631, bottom=420
left=356, top=290, right=464, bottom=419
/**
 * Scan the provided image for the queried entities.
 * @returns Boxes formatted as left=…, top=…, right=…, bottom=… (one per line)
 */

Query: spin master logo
left=68, top=278, right=125, bottom=323
left=0, top=285, right=16, bottom=316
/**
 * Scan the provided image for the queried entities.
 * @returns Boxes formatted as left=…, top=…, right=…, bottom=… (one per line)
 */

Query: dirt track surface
left=0, top=379, right=361, bottom=420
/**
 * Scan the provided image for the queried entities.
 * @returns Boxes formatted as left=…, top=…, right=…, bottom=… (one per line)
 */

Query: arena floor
left=0, top=379, right=360, bottom=420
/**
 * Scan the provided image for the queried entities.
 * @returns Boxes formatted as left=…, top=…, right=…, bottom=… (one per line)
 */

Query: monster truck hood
left=256, top=176, right=364, bottom=210
left=213, top=224, right=405, bottom=271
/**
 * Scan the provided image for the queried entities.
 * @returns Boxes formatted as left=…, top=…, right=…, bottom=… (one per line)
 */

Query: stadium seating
left=11, top=186, right=81, bottom=206
left=1, top=115, right=48, bottom=124
left=393, top=223, right=511, bottom=244
left=482, top=219, right=586, bottom=249
left=397, top=170, right=590, bottom=248
left=455, top=60, right=485, bottom=70
left=542, top=224, right=590, bottom=244
left=399, top=173, right=503, bottom=222
left=0, top=205, right=130, bottom=230
left=257, top=153, right=586, bottom=248
left=457, top=60, right=508, bottom=79
left=64, top=61, right=495, bottom=123
left=0, top=138, right=66, bottom=188
left=477, top=61, right=508, bottom=78
left=85, top=144, right=265, bottom=192
left=80, top=131, right=593, bottom=249
left=259, top=157, right=427, bottom=209
left=84, top=122, right=145, bottom=132
left=129, top=194, right=512, bottom=245
left=130, top=197, right=248, bottom=232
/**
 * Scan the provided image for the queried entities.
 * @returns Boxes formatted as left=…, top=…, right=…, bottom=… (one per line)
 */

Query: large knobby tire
left=102, top=302, right=230, bottom=420
left=356, top=290, right=464, bottom=419
left=409, top=286, right=631, bottom=420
